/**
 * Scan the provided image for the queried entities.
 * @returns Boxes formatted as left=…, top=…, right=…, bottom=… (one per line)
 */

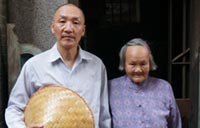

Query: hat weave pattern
left=24, top=86, right=94, bottom=128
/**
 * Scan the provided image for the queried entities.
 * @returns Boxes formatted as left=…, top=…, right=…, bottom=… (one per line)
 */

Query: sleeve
left=167, top=84, right=182, bottom=128
left=5, top=62, right=34, bottom=128
left=99, top=63, right=111, bottom=128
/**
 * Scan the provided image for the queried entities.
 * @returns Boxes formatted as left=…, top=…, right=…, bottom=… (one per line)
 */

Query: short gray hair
left=118, top=38, right=158, bottom=71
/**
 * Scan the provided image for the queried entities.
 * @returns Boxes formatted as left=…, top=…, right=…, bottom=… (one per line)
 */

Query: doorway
left=80, top=0, right=172, bottom=84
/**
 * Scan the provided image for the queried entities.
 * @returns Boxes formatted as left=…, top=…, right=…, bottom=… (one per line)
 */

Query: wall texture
left=8, top=0, right=68, bottom=51
left=0, top=0, right=8, bottom=127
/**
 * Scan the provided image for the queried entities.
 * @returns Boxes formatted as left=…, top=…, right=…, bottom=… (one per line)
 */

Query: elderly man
left=5, top=3, right=111, bottom=128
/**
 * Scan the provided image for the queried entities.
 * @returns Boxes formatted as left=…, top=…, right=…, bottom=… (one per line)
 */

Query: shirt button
left=138, top=104, right=142, bottom=107
left=139, top=120, right=144, bottom=124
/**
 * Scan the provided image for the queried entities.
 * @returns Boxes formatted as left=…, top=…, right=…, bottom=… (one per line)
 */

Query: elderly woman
left=109, top=38, right=182, bottom=128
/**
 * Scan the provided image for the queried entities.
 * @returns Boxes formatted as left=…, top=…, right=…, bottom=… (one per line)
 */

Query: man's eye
left=59, top=20, right=65, bottom=23
left=73, top=21, right=80, bottom=24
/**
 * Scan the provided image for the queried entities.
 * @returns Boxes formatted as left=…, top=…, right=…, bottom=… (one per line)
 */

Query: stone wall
left=8, top=0, right=69, bottom=51
left=0, top=0, right=8, bottom=127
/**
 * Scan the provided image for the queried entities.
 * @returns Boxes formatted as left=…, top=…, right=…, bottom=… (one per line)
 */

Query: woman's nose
left=134, top=65, right=142, bottom=72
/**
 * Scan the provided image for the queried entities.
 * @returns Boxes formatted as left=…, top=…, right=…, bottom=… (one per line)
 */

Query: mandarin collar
left=125, top=75, right=149, bottom=90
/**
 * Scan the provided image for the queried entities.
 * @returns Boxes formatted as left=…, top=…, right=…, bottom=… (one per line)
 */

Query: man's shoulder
left=23, top=49, right=51, bottom=66
left=82, top=50, right=103, bottom=63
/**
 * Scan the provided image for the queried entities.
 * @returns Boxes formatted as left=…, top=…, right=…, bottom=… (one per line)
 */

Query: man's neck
left=58, top=45, right=79, bottom=69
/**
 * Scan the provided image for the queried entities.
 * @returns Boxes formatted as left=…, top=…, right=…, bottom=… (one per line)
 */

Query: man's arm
left=5, top=63, right=32, bottom=128
left=99, top=65, right=111, bottom=128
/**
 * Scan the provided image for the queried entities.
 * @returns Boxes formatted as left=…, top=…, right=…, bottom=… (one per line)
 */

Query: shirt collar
left=48, top=43, right=92, bottom=63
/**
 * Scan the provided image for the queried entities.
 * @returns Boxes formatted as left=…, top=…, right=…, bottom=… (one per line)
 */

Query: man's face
left=125, top=45, right=150, bottom=85
left=51, top=5, right=85, bottom=50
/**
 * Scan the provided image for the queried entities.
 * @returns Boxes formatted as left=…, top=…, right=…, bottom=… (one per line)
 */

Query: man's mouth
left=61, top=34, right=74, bottom=39
left=62, top=35, right=74, bottom=40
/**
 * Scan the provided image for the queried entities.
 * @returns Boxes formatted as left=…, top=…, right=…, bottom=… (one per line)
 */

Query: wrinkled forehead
left=126, top=46, right=150, bottom=59
left=53, top=4, right=85, bottom=23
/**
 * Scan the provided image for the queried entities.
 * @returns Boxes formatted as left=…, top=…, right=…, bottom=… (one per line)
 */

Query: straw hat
left=24, top=85, right=94, bottom=128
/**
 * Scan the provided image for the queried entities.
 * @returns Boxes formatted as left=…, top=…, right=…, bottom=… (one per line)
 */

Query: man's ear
left=51, top=23, right=55, bottom=34
left=81, top=25, right=86, bottom=37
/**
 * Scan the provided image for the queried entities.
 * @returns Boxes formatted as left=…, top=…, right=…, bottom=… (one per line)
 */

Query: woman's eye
left=131, top=64, right=136, bottom=67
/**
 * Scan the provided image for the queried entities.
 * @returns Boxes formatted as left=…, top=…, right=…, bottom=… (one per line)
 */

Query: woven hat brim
left=24, top=85, right=95, bottom=128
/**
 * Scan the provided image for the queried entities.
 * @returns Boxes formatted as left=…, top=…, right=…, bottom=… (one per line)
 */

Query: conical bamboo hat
left=24, top=85, right=94, bottom=128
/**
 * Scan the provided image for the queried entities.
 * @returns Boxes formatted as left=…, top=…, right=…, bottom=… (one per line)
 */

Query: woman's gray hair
left=118, top=38, right=158, bottom=71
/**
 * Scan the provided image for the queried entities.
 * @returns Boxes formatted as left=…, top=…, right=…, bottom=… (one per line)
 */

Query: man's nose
left=64, top=22, right=73, bottom=31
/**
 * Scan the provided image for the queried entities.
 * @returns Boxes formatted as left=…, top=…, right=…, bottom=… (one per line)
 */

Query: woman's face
left=125, top=45, right=150, bottom=85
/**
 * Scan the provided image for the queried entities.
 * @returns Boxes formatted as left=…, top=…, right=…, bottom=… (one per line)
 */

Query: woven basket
left=24, top=85, right=94, bottom=128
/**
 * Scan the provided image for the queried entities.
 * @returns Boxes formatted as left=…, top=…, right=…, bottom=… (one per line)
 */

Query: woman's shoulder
left=149, top=76, right=169, bottom=83
left=148, top=77, right=171, bottom=89
left=109, top=75, right=127, bottom=84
